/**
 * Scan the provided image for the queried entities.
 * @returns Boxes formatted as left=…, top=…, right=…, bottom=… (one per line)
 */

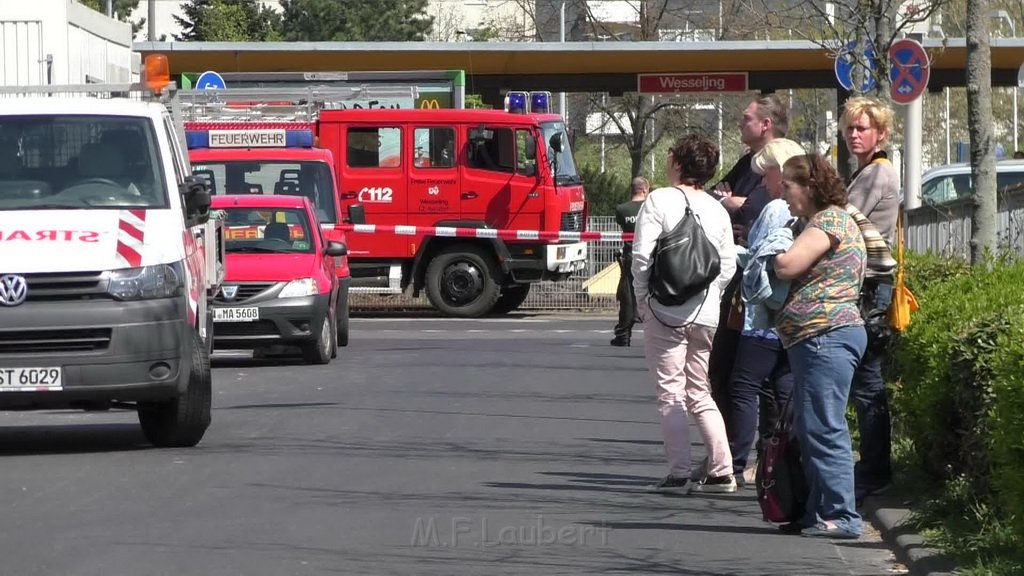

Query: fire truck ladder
left=177, top=86, right=420, bottom=123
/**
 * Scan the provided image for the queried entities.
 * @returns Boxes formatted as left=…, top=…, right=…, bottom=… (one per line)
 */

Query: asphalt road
left=0, top=315, right=904, bottom=575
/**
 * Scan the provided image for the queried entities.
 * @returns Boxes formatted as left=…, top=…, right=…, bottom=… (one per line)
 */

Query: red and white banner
left=336, top=224, right=633, bottom=243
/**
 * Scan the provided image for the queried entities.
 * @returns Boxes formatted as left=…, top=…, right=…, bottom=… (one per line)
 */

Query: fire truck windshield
left=192, top=160, right=338, bottom=224
left=540, top=121, right=580, bottom=185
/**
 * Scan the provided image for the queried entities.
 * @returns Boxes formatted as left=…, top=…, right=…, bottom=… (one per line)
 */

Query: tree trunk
left=966, top=0, right=998, bottom=263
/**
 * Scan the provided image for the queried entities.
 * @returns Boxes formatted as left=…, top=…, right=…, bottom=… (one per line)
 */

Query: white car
left=920, top=159, right=1024, bottom=205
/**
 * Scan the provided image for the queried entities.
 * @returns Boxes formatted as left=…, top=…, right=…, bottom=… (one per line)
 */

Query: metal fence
left=906, top=188, right=1024, bottom=259
left=350, top=216, right=623, bottom=312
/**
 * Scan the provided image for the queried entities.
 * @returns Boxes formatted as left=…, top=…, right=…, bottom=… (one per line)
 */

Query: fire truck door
left=409, top=126, right=460, bottom=229
left=460, top=127, right=543, bottom=230
left=337, top=125, right=407, bottom=258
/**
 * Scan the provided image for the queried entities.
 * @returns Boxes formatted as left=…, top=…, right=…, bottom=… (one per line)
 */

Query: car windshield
left=540, top=121, right=581, bottom=185
left=222, top=207, right=316, bottom=254
left=193, top=160, right=338, bottom=224
left=0, top=115, right=166, bottom=210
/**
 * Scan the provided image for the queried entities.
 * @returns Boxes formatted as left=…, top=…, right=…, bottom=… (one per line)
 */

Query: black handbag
left=648, top=188, right=721, bottom=307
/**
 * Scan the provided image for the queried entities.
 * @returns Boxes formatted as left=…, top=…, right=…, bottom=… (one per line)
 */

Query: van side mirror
left=347, top=203, right=366, bottom=225
left=325, top=241, right=348, bottom=257
left=181, top=176, right=211, bottom=226
left=548, top=132, right=563, bottom=154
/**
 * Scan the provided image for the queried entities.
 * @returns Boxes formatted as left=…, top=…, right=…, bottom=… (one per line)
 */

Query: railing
left=349, top=216, right=623, bottom=312
left=906, top=188, right=1024, bottom=258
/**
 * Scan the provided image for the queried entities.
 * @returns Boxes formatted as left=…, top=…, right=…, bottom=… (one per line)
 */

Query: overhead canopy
left=134, top=39, right=1024, bottom=95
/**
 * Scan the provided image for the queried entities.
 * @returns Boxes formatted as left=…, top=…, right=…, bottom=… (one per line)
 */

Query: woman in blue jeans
left=772, top=154, right=867, bottom=539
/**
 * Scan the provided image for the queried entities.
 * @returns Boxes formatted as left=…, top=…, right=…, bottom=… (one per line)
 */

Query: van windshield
left=192, top=160, right=338, bottom=224
left=540, top=121, right=581, bottom=185
left=0, top=115, right=167, bottom=210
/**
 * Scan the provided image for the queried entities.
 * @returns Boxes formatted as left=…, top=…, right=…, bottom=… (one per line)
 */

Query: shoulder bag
left=755, top=400, right=808, bottom=524
left=648, top=187, right=722, bottom=307
left=888, top=209, right=920, bottom=332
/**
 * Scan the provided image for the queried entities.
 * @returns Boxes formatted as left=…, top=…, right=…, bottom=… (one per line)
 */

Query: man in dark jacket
left=611, top=176, right=648, bottom=346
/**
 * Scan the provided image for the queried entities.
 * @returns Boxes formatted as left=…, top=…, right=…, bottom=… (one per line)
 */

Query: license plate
left=0, top=367, right=63, bottom=391
left=214, top=307, right=260, bottom=322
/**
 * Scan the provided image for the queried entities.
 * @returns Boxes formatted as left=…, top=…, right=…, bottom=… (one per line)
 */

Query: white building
left=1, top=0, right=135, bottom=85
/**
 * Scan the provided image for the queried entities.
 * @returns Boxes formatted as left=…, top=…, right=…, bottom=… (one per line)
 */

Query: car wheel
left=336, top=287, right=350, bottom=347
left=138, top=330, right=212, bottom=448
left=425, top=245, right=500, bottom=318
left=330, top=305, right=339, bottom=359
left=302, top=317, right=332, bottom=365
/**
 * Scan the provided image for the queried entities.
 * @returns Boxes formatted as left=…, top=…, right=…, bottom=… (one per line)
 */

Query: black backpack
left=648, top=188, right=721, bottom=307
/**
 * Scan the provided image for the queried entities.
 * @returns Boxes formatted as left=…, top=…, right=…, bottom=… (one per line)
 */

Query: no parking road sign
left=889, top=39, right=930, bottom=104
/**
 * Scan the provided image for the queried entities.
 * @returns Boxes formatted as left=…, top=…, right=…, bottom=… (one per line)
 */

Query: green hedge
left=891, top=253, right=1024, bottom=536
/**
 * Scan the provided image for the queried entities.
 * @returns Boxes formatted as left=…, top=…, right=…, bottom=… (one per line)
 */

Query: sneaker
left=691, top=474, right=738, bottom=493
left=689, top=457, right=709, bottom=481
left=649, top=474, right=693, bottom=494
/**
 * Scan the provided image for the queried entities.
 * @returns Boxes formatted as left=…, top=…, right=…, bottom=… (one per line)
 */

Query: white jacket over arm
left=632, top=186, right=736, bottom=328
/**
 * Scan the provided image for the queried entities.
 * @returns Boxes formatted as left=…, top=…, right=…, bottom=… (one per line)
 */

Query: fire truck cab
left=318, top=96, right=587, bottom=317
left=186, top=125, right=352, bottom=347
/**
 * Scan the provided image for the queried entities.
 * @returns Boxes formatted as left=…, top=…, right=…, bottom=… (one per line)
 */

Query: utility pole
left=148, top=0, right=156, bottom=41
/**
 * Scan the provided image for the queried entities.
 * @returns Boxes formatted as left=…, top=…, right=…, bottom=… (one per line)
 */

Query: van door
left=460, top=126, right=543, bottom=231
left=336, top=124, right=406, bottom=258
left=408, top=126, right=459, bottom=229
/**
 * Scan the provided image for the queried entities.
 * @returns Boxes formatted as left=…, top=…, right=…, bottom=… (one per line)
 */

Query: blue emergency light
left=504, top=91, right=528, bottom=114
left=184, top=128, right=315, bottom=149
left=530, top=91, right=552, bottom=114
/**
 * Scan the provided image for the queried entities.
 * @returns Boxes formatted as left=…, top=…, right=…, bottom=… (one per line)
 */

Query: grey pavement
left=0, top=314, right=908, bottom=575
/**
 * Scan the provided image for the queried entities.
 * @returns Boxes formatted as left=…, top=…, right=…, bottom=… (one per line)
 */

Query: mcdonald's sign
left=416, top=93, right=451, bottom=109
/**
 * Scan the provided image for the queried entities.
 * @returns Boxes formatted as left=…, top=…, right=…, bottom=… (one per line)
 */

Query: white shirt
left=631, top=185, right=737, bottom=328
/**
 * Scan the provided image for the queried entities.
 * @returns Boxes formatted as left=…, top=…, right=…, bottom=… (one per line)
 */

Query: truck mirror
left=548, top=132, right=563, bottom=154
left=325, top=241, right=348, bottom=257
left=347, top=203, right=366, bottom=225
left=181, top=176, right=211, bottom=226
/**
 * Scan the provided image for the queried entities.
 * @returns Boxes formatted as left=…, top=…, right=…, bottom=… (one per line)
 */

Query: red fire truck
left=180, top=87, right=587, bottom=317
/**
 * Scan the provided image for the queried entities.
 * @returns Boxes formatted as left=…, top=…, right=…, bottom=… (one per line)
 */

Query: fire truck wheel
left=425, top=246, right=501, bottom=318
left=302, top=318, right=333, bottom=365
left=490, top=284, right=532, bottom=315
left=138, top=331, right=212, bottom=448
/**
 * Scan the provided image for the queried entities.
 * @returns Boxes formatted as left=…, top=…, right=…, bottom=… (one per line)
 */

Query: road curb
left=863, top=496, right=957, bottom=576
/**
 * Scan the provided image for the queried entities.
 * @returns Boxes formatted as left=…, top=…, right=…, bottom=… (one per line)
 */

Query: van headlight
left=278, top=278, right=319, bottom=298
left=107, top=262, right=185, bottom=300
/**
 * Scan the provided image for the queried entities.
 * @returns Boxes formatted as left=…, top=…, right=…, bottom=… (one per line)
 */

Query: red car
left=210, top=194, right=348, bottom=364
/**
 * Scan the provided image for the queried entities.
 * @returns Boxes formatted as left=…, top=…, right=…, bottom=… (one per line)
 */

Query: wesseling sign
left=638, top=73, right=749, bottom=94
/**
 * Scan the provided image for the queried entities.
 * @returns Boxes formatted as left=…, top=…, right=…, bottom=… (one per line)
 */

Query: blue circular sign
left=195, top=71, right=226, bottom=90
left=835, top=42, right=877, bottom=92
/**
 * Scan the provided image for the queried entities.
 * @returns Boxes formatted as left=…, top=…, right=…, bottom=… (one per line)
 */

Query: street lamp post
left=994, top=10, right=1018, bottom=152
left=559, top=1, right=567, bottom=122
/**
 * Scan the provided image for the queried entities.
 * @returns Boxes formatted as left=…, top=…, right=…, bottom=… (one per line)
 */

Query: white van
left=920, top=159, right=1024, bottom=205
left=0, top=78, right=222, bottom=447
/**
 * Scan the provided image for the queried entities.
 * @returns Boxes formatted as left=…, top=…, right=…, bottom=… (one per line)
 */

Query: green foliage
left=278, top=0, right=433, bottom=41
left=78, top=0, right=144, bottom=35
left=175, top=0, right=281, bottom=41
left=78, top=0, right=139, bottom=19
left=578, top=164, right=627, bottom=217
left=889, top=256, right=1024, bottom=571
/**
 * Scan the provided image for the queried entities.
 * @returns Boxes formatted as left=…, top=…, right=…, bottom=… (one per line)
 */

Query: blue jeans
left=852, top=279, right=894, bottom=494
left=725, top=335, right=794, bottom=474
left=852, top=345, right=892, bottom=493
left=788, top=325, right=867, bottom=533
